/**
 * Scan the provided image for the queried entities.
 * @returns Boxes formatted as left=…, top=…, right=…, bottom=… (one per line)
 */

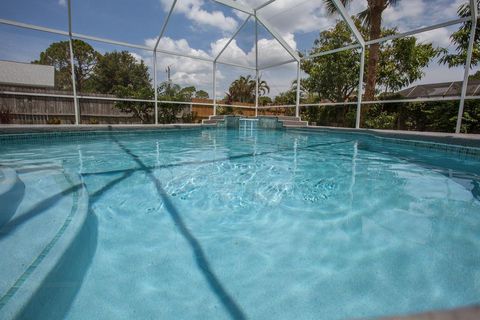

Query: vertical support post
left=67, top=0, right=79, bottom=125
left=296, top=61, right=301, bottom=118
left=356, top=47, right=366, bottom=129
left=255, top=12, right=259, bottom=117
left=213, top=62, right=217, bottom=116
left=153, top=51, right=158, bottom=124
left=456, top=0, right=478, bottom=134
left=255, top=71, right=259, bottom=117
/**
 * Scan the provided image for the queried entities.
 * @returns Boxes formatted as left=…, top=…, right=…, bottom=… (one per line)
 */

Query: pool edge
left=286, top=126, right=480, bottom=158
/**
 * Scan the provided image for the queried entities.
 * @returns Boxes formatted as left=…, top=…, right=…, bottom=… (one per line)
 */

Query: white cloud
left=413, top=62, right=465, bottom=86
left=142, top=29, right=298, bottom=96
left=145, top=36, right=214, bottom=89
left=257, top=1, right=336, bottom=34
left=383, top=0, right=426, bottom=29
left=130, top=52, right=143, bottom=63
left=211, top=38, right=252, bottom=66
left=160, top=0, right=238, bottom=32
left=58, top=0, right=66, bottom=7
left=415, top=27, right=452, bottom=48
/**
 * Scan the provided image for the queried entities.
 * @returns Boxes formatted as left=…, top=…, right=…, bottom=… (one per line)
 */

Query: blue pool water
left=1, top=128, right=480, bottom=319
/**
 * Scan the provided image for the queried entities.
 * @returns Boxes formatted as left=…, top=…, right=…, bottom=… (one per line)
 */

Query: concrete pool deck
left=293, top=125, right=480, bottom=147
left=0, top=123, right=478, bottom=142
left=381, top=305, right=480, bottom=319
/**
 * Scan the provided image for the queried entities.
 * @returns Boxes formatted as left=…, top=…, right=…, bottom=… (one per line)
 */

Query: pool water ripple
left=0, top=129, right=479, bottom=319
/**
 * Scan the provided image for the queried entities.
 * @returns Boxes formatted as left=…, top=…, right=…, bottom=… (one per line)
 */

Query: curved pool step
left=0, top=167, right=90, bottom=320
left=0, top=166, right=25, bottom=229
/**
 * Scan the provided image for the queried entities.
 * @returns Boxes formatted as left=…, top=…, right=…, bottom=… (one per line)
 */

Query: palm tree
left=256, top=77, right=270, bottom=97
left=227, top=75, right=270, bottom=103
left=324, top=0, right=397, bottom=100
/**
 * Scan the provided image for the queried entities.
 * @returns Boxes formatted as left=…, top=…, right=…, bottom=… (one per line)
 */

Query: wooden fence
left=0, top=86, right=289, bottom=124
left=0, top=85, right=152, bottom=124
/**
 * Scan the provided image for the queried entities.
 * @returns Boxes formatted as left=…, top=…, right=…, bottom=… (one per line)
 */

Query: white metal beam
left=304, top=44, right=362, bottom=60
left=153, top=51, right=158, bottom=124
left=214, top=15, right=251, bottom=62
left=330, top=0, right=365, bottom=128
left=259, top=58, right=296, bottom=70
left=295, top=61, right=301, bottom=118
left=67, top=0, right=80, bottom=125
left=213, top=62, right=217, bottom=115
left=255, top=0, right=277, bottom=11
left=153, top=0, right=177, bottom=51
left=366, top=17, right=470, bottom=46
left=72, top=33, right=153, bottom=50
left=456, top=0, right=478, bottom=134
left=356, top=48, right=365, bottom=129
left=255, top=17, right=259, bottom=117
left=255, top=13, right=301, bottom=62
left=216, top=60, right=257, bottom=70
left=211, top=0, right=254, bottom=15
left=2, top=91, right=479, bottom=105
left=330, top=0, right=365, bottom=47
left=0, top=18, right=69, bottom=36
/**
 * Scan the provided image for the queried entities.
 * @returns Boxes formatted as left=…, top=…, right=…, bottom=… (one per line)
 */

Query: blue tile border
left=1, top=125, right=480, bottom=159
left=0, top=126, right=216, bottom=144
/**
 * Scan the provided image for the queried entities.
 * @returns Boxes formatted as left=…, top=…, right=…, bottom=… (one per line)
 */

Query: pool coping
left=0, top=123, right=478, bottom=142
left=286, top=126, right=480, bottom=159
left=379, top=304, right=480, bottom=319
left=0, top=124, right=214, bottom=134
left=1, top=124, right=480, bottom=158
left=287, top=125, right=480, bottom=145
left=0, top=172, right=90, bottom=319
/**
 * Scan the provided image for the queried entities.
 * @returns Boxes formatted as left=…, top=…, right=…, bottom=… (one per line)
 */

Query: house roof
left=398, top=80, right=480, bottom=99
left=0, top=60, right=55, bottom=88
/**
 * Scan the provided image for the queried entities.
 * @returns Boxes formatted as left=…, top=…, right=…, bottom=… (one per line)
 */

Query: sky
left=0, top=0, right=475, bottom=100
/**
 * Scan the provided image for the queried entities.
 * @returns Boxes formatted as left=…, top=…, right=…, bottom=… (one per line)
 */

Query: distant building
left=0, top=60, right=55, bottom=88
left=397, top=80, right=480, bottom=99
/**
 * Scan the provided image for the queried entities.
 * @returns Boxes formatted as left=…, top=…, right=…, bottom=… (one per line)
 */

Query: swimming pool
left=1, top=127, right=480, bottom=319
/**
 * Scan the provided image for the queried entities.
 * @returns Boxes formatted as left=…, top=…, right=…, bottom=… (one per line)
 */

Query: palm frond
left=323, top=0, right=353, bottom=15
left=357, top=8, right=370, bottom=28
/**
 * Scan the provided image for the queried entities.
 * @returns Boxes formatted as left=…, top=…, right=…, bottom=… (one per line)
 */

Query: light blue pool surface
left=0, top=128, right=480, bottom=319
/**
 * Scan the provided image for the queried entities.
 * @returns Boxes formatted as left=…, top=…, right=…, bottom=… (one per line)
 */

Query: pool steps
left=0, top=164, right=90, bottom=319
left=0, top=167, right=25, bottom=229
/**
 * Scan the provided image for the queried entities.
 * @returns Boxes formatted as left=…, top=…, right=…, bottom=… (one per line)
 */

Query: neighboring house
left=0, top=60, right=55, bottom=88
left=397, top=80, right=480, bottom=99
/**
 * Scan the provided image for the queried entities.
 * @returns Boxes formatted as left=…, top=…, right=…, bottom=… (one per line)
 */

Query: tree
left=89, top=51, right=151, bottom=94
left=301, top=19, right=439, bottom=127
left=303, top=20, right=439, bottom=99
left=302, top=21, right=360, bottom=103
left=114, top=85, right=154, bottom=124
left=195, top=90, right=209, bottom=99
left=157, top=81, right=192, bottom=124
left=323, top=0, right=398, bottom=100
left=89, top=51, right=154, bottom=123
left=440, top=0, right=480, bottom=68
left=258, top=96, right=272, bottom=106
left=33, top=40, right=100, bottom=92
left=377, top=36, right=440, bottom=93
left=470, top=70, right=480, bottom=80
left=226, top=75, right=270, bottom=103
